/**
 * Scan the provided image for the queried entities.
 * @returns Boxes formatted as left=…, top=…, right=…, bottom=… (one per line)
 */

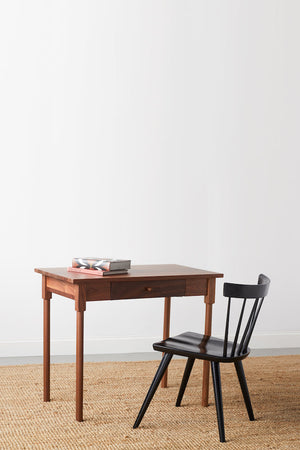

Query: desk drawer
left=111, top=279, right=186, bottom=300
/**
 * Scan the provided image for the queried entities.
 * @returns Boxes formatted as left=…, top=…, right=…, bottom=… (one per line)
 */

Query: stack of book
left=67, top=257, right=131, bottom=276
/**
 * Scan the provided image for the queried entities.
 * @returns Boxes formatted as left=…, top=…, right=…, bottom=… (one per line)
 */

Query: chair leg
left=234, top=360, right=254, bottom=421
left=211, top=361, right=225, bottom=443
left=176, top=357, right=195, bottom=407
left=133, top=353, right=173, bottom=429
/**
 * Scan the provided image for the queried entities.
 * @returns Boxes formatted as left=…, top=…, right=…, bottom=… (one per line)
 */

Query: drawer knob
left=145, top=287, right=152, bottom=292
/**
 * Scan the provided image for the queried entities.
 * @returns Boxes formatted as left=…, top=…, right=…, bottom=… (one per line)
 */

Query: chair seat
left=153, top=331, right=250, bottom=362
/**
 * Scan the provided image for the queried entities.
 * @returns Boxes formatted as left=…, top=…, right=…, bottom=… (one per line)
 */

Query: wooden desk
left=35, top=265, right=223, bottom=421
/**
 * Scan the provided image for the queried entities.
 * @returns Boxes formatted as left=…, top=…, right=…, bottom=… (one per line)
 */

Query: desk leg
left=202, top=278, right=215, bottom=407
left=43, top=298, right=50, bottom=402
left=76, top=310, right=84, bottom=422
left=161, top=296, right=171, bottom=388
left=202, top=304, right=212, bottom=406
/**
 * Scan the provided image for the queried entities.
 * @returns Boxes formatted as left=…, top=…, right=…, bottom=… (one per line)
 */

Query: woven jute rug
left=0, top=355, right=299, bottom=449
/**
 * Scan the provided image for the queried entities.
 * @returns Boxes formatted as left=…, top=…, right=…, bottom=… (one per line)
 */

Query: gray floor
left=0, top=348, right=299, bottom=366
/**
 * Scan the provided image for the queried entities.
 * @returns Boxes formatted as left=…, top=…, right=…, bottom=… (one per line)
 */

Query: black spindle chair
left=133, top=274, right=270, bottom=443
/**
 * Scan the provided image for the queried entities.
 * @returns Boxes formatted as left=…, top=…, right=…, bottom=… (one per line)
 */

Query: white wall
left=0, top=1, right=299, bottom=357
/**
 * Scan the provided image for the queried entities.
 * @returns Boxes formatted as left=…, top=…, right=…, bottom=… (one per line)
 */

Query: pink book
left=67, top=267, right=128, bottom=276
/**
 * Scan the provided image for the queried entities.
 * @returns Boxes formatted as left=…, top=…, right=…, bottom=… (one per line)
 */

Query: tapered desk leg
left=76, top=310, right=84, bottom=422
left=43, top=298, right=50, bottom=402
left=202, top=360, right=210, bottom=406
left=75, top=284, right=86, bottom=422
left=202, top=278, right=215, bottom=407
left=161, top=297, right=171, bottom=388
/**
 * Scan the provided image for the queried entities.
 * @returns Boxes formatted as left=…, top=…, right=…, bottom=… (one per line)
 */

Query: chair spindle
left=237, top=298, right=258, bottom=355
left=223, top=298, right=231, bottom=357
left=242, top=298, right=265, bottom=353
left=230, top=298, right=246, bottom=357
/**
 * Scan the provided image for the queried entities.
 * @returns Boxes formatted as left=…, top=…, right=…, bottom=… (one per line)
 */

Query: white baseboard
left=0, top=337, right=156, bottom=358
left=0, top=333, right=299, bottom=358
left=249, top=333, right=300, bottom=349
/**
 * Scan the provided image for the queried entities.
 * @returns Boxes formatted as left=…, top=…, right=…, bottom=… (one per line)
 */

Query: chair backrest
left=222, top=274, right=270, bottom=357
